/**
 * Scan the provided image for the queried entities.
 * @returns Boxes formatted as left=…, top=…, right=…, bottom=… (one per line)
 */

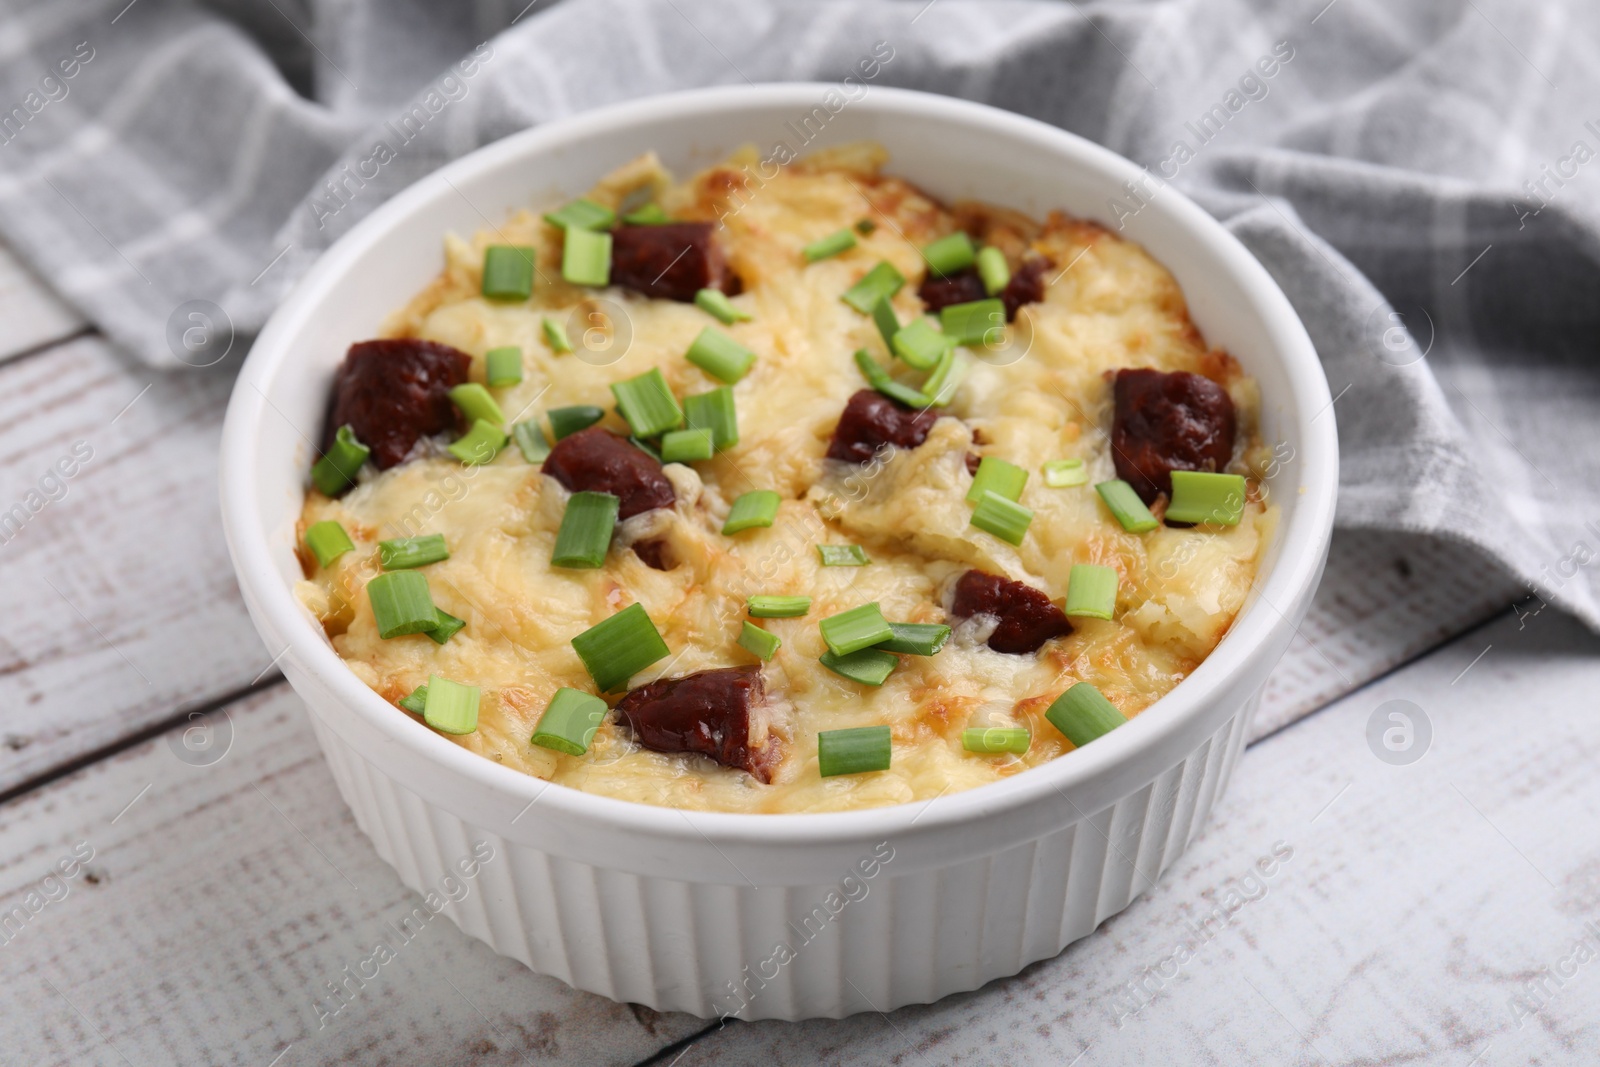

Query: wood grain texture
left=0, top=243, right=85, bottom=362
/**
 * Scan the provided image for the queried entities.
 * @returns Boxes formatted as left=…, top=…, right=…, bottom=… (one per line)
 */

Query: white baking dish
left=220, top=84, right=1336, bottom=1021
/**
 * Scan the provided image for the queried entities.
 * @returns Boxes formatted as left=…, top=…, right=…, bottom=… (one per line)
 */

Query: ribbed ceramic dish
left=220, top=84, right=1336, bottom=1021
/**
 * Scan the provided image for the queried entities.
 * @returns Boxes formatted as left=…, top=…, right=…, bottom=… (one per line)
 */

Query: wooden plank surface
left=0, top=243, right=85, bottom=362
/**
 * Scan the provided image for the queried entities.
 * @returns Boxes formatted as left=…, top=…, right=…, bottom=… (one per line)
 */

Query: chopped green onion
left=548, top=405, right=606, bottom=440
left=855, top=218, right=877, bottom=235
left=660, top=427, right=714, bottom=463
left=682, top=386, right=739, bottom=450
left=966, top=456, right=1027, bottom=504
left=1043, top=459, right=1088, bottom=488
left=552, top=491, right=619, bottom=569
left=571, top=602, right=671, bottom=692
left=891, top=317, right=952, bottom=371
left=723, top=489, right=780, bottom=534
left=819, top=648, right=899, bottom=687
left=531, top=688, right=608, bottom=755
left=305, top=520, right=355, bottom=567
left=628, top=436, right=662, bottom=462
left=803, top=229, right=857, bottom=262
left=854, top=349, right=932, bottom=409
left=1064, top=563, right=1118, bottom=620
left=484, top=346, right=523, bottom=387
left=426, top=608, right=466, bottom=645
left=747, top=595, right=812, bottom=618
left=622, top=203, right=670, bottom=225
left=819, top=602, right=894, bottom=656
left=448, top=383, right=504, bottom=428
left=875, top=622, right=950, bottom=656
left=738, top=621, right=781, bottom=661
left=685, top=327, right=757, bottom=383
left=1096, top=479, right=1159, bottom=533
left=611, top=368, right=684, bottom=438
left=512, top=420, right=551, bottom=462
left=922, top=232, right=976, bottom=278
left=311, top=424, right=370, bottom=496
left=1165, top=471, right=1248, bottom=526
left=921, top=346, right=966, bottom=407
left=398, top=685, right=428, bottom=714
left=971, top=491, right=1034, bottom=546
left=543, top=316, right=573, bottom=354
left=379, top=533, right=449, bottom=570
left=976, top=246, right=1011, bottom=295
left=544, top=198, right=615, bottom=231
left=447, top=419, right=508, bottom=465
left=367, top=570, right=438, bottom=639
left=962, top=727, right=1030, bottom=754
left=482, top=245, right=535, bottom=300
left=841, top=261, right=906, bottom=314
left=695, top=287, right=751, bottom=324
left=818, top=724, right=892, bottom=774
left=423, top=674, right=479, bottom=735
left=940, top=298, right=1006, bottom=347
left=871, top=295, right=900, bottom=349
left=561, top=227, right=612, bottom=287
left=1045, top=682, right=1128, bottom=748
left=817, top=543, right=870, bottom=566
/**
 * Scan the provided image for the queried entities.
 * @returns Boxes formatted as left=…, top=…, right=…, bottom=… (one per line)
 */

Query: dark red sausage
left=324, top=339, right=471, bottom=469
left=610, top=222, right=737, bottom=302
left=542, top=427, right=675, bottom=520
left=825, top=389, right=938, bottom=464
left=951, top=570, right=1072, bottom=655
left=1111, top=369, right=1236, bottom=504
left=1000, top=257, right=1052, bottom=320
left=917, top=269, right=986, bottom=313
left=632, top=539, right=675, bottom=571
left=614, top=666, right=780, bottom=782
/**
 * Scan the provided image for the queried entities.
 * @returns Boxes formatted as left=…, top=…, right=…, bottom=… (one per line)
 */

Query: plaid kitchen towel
left=1, top=0, right=1597, bottom=635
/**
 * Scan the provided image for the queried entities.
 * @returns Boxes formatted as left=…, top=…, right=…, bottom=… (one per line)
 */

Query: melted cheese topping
left=296, top=144, right=1276, bottom=813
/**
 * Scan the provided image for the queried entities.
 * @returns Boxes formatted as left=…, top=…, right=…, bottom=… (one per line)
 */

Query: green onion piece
left=921, top=346, right=966, bottom=407
left=871, top=295, right=900, bottom=348
left=695, top=287, right=751, bottom=324
left=875, top=622, right=951, bottom=656
left=571, top=602, right=670, bottom=692
left=482, top=245, right=535, bottom=300
left=723, top=489, right=780, bottom=534
left=552, top=491, right=619, bottom=569
left=1095, top=479, right=1159, bottom=533
left=940, top=298, right=1006, bottom=347
left=854, top=349, right=932, bottom=409
left=447, top=419, right=508, bottom=465
left=548, top=405, right=606, bottom=440
left=367, top=570, right=438, bottom=639
left=685, top=326, right=757, bottom=383
left=611, top=368, right=684, bottom=438
left=398, top=685, right=428, bottom=715
left=423, top=674, right=479, bottom=735
left=841, top=261, right=906, bottom=314
left=629, top=436, right=662, bottom=462
left=747, top=595, right=811, bottom=618
left=970, top=491, right=1034, bottom=546
left=1065, top=563, right=1118, bottom=620
left=817, top=544, right=870, bottom=566
left=818, top=724, right=892, bottom=774
left=660, top=427, right=714, bottom=463
left=426, top=608, right=466, bottom=645
left=966, top=456, right=1027, bottom=504
left=818, top=648, right=899, bottom=687
left=738, top=621, right=781, bottom=662
left=682, top=386, right=739, bottom=450
left=819, top=602, right=894, bottom=656
left=561, top=227, right=612, bottom=287
left=891, top=317, right=952, bottom=371
left=976, top=246, right=1011, bottom=295
left=543, top=316, right=573, bottom=354
left=449, top=383, right=505, bottom=428
left=803, top=229, right=857, bottom=262
left=1043, top=459, right=1088, bottom=488
left=512, top=420, right=551, bottom=462
left=1165, top=470, right=1248, bottom=526
left=379, top=533, right=450, bottom=570
left=1045, top=682, right=1128, bottom=748
left=311, top=424, right=370, bottom=496
left=855, top=218, right=877, bottom=235
left=531, top=688, right=608, bottom=755
left=484, top=346, right=523, bottom=387
left=544, top=198, right=615, bottom=231
left=962, top=727, right=1031, bottom=754
left=622, top=203, right=670, bottom=225
left=305, top=520, right=355, bottom=567
left=922, top=232, right=976, bottom=278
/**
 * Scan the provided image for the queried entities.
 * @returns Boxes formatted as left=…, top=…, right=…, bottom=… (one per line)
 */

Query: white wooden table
left=3, top=239, right=1594, bottom=1066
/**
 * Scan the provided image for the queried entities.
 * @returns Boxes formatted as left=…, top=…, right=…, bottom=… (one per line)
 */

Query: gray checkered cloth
left=3, top=0, right=1596, bottom=633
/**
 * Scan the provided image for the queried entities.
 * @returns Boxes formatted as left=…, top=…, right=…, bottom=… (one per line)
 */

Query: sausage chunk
left=951, top=570, right=1072, bottom=655
left=1111, top=368, right=1236, bottom=503
left=917, top=269, right=986, bottom=313
left=1000, top=256, right=1052, bottom=320
left=825, top=389, right=937, bottom=464
left=324, top=339, right=471, bottom=469
left=542, top=427, right=676, bottom=519
left=610, top=222, right=737, bottom=302
left=614, top=666, right=780, bottom=782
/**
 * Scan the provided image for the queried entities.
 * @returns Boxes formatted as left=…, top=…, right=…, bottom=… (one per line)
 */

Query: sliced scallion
left=447, top=419, right=508, bottom=465
left=747, top=595, right=811, bottom=618
left=723, top=490, right=780, bottom=534
left=921, top=346, right=966, bottom=407
left=817, top=544, right=870, bottom=566
left=922, top=232, right=976, bottom=278
left=871, top=295, right=900, bottom=348
left=818, top=724, right=892, bottom=774
left=543, top=316, right=573, bottom=354
left=962, top=727, right=1030, bottom=754
left=482, top=245, right=535, bottom=301
left=622, top=203, right=669, bottom=225
left=531, top=688, right=608, bottom=755
left=423, top=674, right=479, bottom=735
left=682, top=386, right=739, bottom=450
left=367, top=570, right=438, bottom=639
left=695, top=287, right=751, bottom=324
left=685, top=327, right=757, bottom=383
left=854, top=349, right=932, bottom=409
left=448, top=383, right=505, bottom=428
left=818, top=648, right=898, bottom=687
left=841, top=261, right=906, bottom=314
left=1043, top=459, right=1088, bottom=488
left=548, top=405, right=605, bottom=440
left=1096, top=479, right=1159, bottom=533
left=561, top=227, right=611, bottom=287
left=552, top=491, right=619, bottom=569
left=1064, top=563, right=1118, bottom=620
left=629, top=436, right=662, bottom=462
left=966, top=456, right=1027, bottom=505
left=571, top=602, right=670, bottom=692
left=1165, top=471, right=1247, bottom=526
left=544, top=198, right=615, bottom=231
left=660, top=427, right=714, bottom=463
left=305, top=520, right=354, bottom=567
left=513, top=420, right=551, bottom=462
left=1045, top=682, right=1128, bottom=748
left=971, top=491, right=1034, bottom=546
left=875, top=622, right=950, bottom=656
left=940, top=298, right=1006, bottom=347
left=976, top=246, right=1010, bottom=295
left=803, top=229, right=857, bottom=262
left=426, top=608, right=466, bottom=645
left=738, top=621, right=781, bottom=662
left=379, top=533, right=449, bottom=570
left=485, top=346, right=523, bottom=387
left=398, top=685, right=428, bottom=714
left=819, top=602, right=894, bottom=656
left=611, top=368, right=684, bottom=438
left=891, top=317, right=951, bottom=371
left=311, top=424, right=370, bottom=497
